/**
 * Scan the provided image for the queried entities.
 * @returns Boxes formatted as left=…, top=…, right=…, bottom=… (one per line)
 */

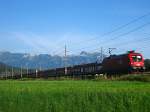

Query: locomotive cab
left=101, top=51, right=145, bottom=74
left=128, top=51, right=145, bottom=72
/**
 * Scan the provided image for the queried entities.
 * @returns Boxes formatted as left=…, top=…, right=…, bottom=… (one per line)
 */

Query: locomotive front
left=128, top=51, right=145, bottom=72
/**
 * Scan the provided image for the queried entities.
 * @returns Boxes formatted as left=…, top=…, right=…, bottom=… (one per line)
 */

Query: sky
left=0, top=0, right=150, bottom=58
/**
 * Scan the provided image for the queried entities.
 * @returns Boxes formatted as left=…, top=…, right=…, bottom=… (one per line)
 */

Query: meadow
left=0, top=80, right=150, bottom=112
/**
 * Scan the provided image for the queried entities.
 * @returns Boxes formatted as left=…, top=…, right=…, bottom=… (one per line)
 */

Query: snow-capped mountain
left=0, top=51, right=105, bottom=69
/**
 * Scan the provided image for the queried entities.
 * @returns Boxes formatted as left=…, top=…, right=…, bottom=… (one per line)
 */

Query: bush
left=118, top=74, right=150, bottom=82
left=145, top=59, right=150, bottom=71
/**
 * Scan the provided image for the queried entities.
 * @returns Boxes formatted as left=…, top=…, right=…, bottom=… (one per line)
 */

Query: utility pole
left=36, top=69, right=38, bottom=78
left=26, top=66, right=29, bottom=78
left=20, top=66, right=23, bottom=79
left=26, top=63, right=29, bottom=78
left=100, top=47, right=103, bottom=62
left=11, top=67, right=14, bottom=79
left=109, top=48, right=116, bottom=55
left=39, top=63, right=42, bottom=71
left=5, top=65, right=7, bottom=79
left=64, top=45, right=67, bottom=75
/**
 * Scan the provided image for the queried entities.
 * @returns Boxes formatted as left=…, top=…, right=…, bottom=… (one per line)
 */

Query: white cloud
left=12, top=32, right=48, bottom=53
left=11, top=32, right=82, bottom=54
left=3, top=32, right=99, bottom=55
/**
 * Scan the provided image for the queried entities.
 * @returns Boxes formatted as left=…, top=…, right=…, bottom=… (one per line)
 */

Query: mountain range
left=0, top=51, right=105, bottom=70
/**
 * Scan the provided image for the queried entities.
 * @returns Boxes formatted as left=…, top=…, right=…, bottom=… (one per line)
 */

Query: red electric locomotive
left=102, top=51, right=145, bottom=74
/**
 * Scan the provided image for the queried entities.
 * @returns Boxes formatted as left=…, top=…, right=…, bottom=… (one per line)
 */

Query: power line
left=104, top=36, right=150, bottom=48
left=98, top=36, right=150, bottom=53
left=109, top=48, right=116, bottom=55
left=36, top=12, right=150, bottom=57
left=107, top=22, right=150, bottom=42
left=70, top=34, right=150, bottom=56
left=46, top=12, right=150, bottom=56
left=65, top=12, right=150, bottom=47
left=101, top=12, right=150, bottom=36
left=70, top=21, right=150, bottom=54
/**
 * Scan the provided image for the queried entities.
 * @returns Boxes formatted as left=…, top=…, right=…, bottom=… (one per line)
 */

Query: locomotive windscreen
left=132, top=55, right=142, bottom=62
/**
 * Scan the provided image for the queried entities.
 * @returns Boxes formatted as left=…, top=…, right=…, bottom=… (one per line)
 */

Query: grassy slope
left=0, top=81, right=150, bottom=112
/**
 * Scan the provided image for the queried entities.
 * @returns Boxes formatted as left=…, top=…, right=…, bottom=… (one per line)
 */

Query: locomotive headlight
left=131, top=66, right=136, bottom=70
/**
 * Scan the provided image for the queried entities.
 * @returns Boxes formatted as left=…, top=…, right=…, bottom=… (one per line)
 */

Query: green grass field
left=0, top=80, right=150, bottom=112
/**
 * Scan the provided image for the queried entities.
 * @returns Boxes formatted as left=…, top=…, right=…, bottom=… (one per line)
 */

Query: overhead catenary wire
left=95, top=36, right=150, bottom=51
left=105, top=22, right=150, bottom=42
left=46, top=12, right=150, bottom=57
left=69, top=33, right=150, bottom=56
left=46, top=12, right=150, bottom=56
left=65, top=12, right=150, bottom=47
left=69, top=21, right=150, bottom=55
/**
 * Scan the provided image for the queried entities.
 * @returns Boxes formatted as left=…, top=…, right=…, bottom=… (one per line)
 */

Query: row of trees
left=145, top=59, right=150, bottom=71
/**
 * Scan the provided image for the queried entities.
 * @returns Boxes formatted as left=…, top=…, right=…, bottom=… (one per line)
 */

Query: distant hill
left=0, top=51, right=105, bottom=69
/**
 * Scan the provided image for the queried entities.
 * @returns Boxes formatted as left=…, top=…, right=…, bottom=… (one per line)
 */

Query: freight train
left=27, top=51, right=145, bottom=78
left=3, top=51, right=146, bottom=79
